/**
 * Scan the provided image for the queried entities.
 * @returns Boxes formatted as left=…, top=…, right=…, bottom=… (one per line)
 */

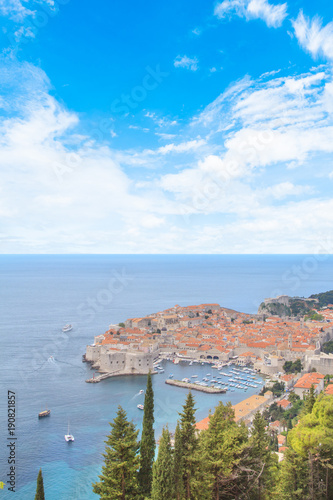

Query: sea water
left=0, top=254, right=332, bottom=499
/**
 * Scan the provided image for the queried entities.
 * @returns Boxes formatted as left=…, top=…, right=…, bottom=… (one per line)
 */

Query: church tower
left=288, top=333, right=292, bottom=349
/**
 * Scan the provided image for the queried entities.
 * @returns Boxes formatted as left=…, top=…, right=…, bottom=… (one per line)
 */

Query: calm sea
left=0, top=254, right=332, bottom=499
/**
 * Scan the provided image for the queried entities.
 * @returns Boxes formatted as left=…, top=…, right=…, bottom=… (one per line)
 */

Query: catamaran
left=65, top=422, right=74, bottom=442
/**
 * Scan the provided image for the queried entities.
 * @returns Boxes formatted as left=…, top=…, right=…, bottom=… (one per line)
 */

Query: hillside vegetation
left=258, top=290, right=333, bottom=318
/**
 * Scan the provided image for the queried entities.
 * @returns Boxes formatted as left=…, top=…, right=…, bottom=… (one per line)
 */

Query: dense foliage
left=283, top=358, right=302, bottom=373
left=92, top=405, right=140, bottom=499
left=93, top=389, right=333, bottom=500
left=304, top=311, right=324, bottom=321
left=309, top=290, right=333, bottom=308
left=322, top=341, right=333, bottom=354
left=261, top=381, right=285, bottom=397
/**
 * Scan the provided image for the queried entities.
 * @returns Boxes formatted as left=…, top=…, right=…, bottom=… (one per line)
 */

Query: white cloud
left=158, top=67, right=333, bottom=226
left=139, top=215, right=165, bottom=228
left=2, top=57, right=333, bottom=254
left=214, top=0, right=287, bottom=28
left=263, top=181, right=312, bottom=200
left=0, top=0, right=34, bottom=22
left=192, top=27, right=201, bottom=36
left=157, top=139, right=206, bottom=155
left=13, top=25, right=35, bottom=42
left=174, top=55, right=199, bottom=71
left=292, top=11, right=333, bottom=61
left=144, top=111, right=178, bottom=128
left=0, top=59, right=177, bottom=253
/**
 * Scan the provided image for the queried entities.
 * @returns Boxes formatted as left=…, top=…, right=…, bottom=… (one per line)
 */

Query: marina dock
left=165, top=379, right=227, bottom=393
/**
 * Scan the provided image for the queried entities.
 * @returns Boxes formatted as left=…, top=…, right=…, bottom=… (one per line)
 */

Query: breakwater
left=165, top=379, right=227, bottom=393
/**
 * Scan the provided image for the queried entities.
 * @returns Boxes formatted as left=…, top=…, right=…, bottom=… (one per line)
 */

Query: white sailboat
left=65, top=422, right=74, bottom=442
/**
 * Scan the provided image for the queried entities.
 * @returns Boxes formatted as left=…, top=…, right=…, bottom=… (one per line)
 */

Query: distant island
left=84, top=292, right=333, bottom=381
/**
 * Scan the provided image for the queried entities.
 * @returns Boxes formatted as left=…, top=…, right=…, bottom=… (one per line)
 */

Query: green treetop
left=35, top=468, right=45, bottom=500
left=275, top=447, right=309, bottom=500
left=92, top=405, right=140, bottom=500
left=174, top=421, right=185, bottom=500
left=138, top=371, right=155, bottom=498
left=151, top=426, right=175, bottom=500
left=179, top=392, right=197, bottom=499
left=195, top=402, right=249, bottom=500
left=247, top=411, right=276, bottom=500
left=287, top=395, right=333, bottom=499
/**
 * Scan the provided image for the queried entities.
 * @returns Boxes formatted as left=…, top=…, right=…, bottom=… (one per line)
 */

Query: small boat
left=191, top=375, right=198, bottom=378
left=38, top=407, right=50, bottom=419
left=62, top=324, right=73, bottom=333
left=65, top=422, right=74, bottom=442
left=169, top=374, right=174, bottom=378
left=139, top=390, right=144, bottom=394
left=137, top=404, right=144, bottom=410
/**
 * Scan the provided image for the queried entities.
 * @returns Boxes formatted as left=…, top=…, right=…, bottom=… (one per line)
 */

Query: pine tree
left=151, top=427, right=175, bottom=500
left=179, top=392, right=197, bottom=499
left=35, top=468, right=45, bottom=500
left=275, top=447, right=309, bottom=499
left=247, top=411, right=275, bottom=500
left=196, top=402, right=248, bottom=500
left=174, top=421, right=185, bottom=500
left=138, top=371, right=155, bottom=498
left=287, top=395, right=333, bottom=500
left=92, top=405, right=140, bottom=500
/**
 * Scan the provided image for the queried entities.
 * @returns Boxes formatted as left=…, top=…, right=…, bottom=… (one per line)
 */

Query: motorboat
left=62, top=324, right=73, bottom=333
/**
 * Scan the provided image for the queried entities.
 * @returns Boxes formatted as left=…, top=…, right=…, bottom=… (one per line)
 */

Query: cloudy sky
left=1, top=0, right=333, bottom=253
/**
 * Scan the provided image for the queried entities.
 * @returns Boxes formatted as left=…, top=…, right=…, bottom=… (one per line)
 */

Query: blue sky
left=1, top=0, right=333, bottom=253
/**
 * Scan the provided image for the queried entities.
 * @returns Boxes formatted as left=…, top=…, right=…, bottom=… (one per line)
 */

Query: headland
left=84, top=293, right=333, bottom=381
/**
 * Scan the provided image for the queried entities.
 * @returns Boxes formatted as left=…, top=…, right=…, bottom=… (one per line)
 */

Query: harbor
left=165, top=378, right=227, bottom=393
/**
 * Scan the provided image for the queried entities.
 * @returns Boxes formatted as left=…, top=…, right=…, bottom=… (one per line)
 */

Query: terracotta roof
left=277, top=399, right=291, bottom=409
left=294, top=372, right=324, bottom=390
left=325, top=384, right=333, bottom=395
left=195, top=416, right=210, bottom=431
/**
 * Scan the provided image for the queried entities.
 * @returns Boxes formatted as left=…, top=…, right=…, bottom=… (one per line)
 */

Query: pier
left=85, top=373, right=114, bottom=383
left=165, top=379, right=227, bottom=393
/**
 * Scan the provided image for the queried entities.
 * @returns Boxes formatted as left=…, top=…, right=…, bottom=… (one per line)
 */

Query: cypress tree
left=179, top=392, right=197, bottom=499
left=174, top=421, right=185, bottom=500
left=303, top=384, right=316, bottom=415
left=151, top=427, right=175, bottom=500
left=138, top=371, right=155, bottom=497
left=35, top=468, right=45, bottom=500
left=92, top=405, right=140, bottom=500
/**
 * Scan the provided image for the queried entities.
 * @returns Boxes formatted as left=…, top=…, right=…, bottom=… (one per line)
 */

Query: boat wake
left=131, top=390, right=145, bottom=401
